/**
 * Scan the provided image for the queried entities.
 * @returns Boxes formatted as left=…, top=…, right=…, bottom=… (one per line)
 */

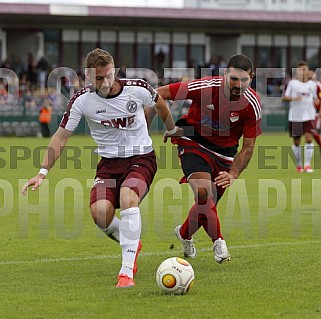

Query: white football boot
left=174, top=225, right=196, bottom=258
left=213, top=238, right=231, bottom=263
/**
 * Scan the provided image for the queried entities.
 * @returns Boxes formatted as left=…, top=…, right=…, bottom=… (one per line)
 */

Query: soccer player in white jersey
left=21, top=48, right=183, bottom=288
left=283, top=61, right=320, bottom=173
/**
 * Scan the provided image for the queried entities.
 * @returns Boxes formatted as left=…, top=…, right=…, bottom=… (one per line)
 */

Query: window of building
left=100, top=43, right=115, bottom=57
left=119, top=43, right=134, bottom=68
left=63, top=43, right=78, bottom=70
left=100, top=31, right=116, bottom=62
left=154, top=44, right=169, bottom=77
left=81, top=31, right=98, bottom=69
left=257, top=47, right=272, bottom=68
left=290, top=47, right=304, bottom=68
left=306, top=47, right=319, bottom=71
left=81, top=43, right=97, bottom=68
left=242, top=46, right=255, bottom=63
left=190, top=45, right=204, bottom=78
left=275, top=47, right=287, bottom=68
left=137, top=43, right=152, bottom=68
left=173, top=45, right=187, bottom=68
left=62, top=30, right=79, bottom=70
left=44, top=30, right=61, bottom=67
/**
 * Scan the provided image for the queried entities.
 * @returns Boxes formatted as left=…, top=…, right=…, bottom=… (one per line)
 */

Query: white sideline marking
left=0, top=240, right=320, bottom=266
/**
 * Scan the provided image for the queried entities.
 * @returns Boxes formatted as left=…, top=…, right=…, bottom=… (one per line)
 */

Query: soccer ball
left=156, top=257, right=195, bottom=295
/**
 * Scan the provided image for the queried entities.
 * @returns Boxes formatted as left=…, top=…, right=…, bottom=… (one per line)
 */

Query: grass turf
left=0, top=133, right=320, bottom=319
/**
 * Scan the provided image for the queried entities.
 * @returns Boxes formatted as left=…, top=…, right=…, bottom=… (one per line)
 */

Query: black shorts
left=178, top=147, right=233, bottom=203
left=179, top=152, right=212, bottom=179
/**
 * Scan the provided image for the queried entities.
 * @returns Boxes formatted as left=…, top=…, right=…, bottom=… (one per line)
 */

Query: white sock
left=292, top=144, right=302, bottom=167
left=304, top=142, right=314, bottom=167
left=119, top=207, right=141, bottom=278
left=100, top=216, right=120, bottom=243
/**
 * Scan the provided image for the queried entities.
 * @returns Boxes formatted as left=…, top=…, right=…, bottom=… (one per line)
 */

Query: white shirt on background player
left=285, top=79, right=317, bottom=122
left=60, top=79, right=157, bottom=158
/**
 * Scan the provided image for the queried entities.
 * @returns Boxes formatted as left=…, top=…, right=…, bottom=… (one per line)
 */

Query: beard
left=96, top=86, right=112, bottom=98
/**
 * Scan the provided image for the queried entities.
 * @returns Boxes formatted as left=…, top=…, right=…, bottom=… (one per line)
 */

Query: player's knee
left=90, top=203, right=113, bottom=228
left=120, top=186, right=141, bottom=210
left=196, top=187, right=210, bottom=205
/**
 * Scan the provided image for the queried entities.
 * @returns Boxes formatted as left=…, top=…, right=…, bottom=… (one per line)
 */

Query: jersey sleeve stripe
left=244, top=89, right=262, bottom=120
left=60, top=86, right=89, bottom=128
left=187, top=78, right=222, bottom=90
left=188, top=83, right=222, bottom=91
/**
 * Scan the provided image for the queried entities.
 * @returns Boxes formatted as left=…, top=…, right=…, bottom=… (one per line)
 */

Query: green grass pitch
left=0, top=133, right=321, bottom=319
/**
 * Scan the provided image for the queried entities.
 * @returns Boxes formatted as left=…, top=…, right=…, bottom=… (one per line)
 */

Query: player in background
left=310, top=69, right=321, bottom=133
left=282, top=61, right=321, bottom=173
left=147, top=54, right=262, bottom=263
left=315, top=82, right=321, bottom=132
left=21, top=48, right=183, bottom=288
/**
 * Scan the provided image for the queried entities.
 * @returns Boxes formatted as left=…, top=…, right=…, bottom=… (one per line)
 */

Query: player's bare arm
left=144, top=85, right=176, bottom=131
left=214, top=137, right=256, bottom=188
left=21, top=127, right=72, bottom=195
left=144, top=107, right=157, bottom=130
left=154, top=95, right=184, bottom=142
left=157, top=85, right=172, bottom=100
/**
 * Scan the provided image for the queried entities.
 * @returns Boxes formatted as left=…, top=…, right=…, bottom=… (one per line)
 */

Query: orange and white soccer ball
left=156, top=257, right=195, bottom=295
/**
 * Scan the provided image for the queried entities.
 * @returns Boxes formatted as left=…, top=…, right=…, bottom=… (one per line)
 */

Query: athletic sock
left=304, top=142, right=314, bottom=167
left=180, top=204, right=201, bottom=240
left=198, top=198, right=223, bottom=242
left=119, top=207, right=141, bottom=279
left=292, top=144, right=302, bottom=167
left=180, top=198, right=222, bottom=242
left=100, top=216, right=120, bottom=243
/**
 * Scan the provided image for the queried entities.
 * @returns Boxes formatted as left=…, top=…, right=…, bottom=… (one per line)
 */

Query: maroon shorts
left=289, top=120, right=314, bottom=137
left=90, top=151, right=157, bottom=208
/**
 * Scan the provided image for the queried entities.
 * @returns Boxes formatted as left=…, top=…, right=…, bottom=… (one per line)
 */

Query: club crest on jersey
left=230, top=112, right=239, bottom=122
left=126, top=100, right=137, bottom=113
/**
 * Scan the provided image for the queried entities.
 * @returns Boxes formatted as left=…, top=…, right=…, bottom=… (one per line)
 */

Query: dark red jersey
left=169, top=76, right=262, bottom=152
left=315, top=82, right=321, bottom=111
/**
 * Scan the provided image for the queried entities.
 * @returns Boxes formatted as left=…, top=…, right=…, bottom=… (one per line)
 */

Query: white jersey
left=284, top=79, right=317, bottom=122
left=60, top=79, right=158, bottom=158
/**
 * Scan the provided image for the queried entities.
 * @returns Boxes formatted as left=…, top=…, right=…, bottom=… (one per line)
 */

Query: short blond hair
left=85, top=48, right=114, bottom=68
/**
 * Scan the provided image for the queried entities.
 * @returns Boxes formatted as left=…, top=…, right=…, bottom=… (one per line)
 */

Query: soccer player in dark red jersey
left=160, top=54, right=262, bottom=262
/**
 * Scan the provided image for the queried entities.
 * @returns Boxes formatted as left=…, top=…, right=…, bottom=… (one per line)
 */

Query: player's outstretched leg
left=213, top=238, right=231, bottom=264
left=175, top=225, right=196, bottom=258
left=116, top=207, right=141, bottom=288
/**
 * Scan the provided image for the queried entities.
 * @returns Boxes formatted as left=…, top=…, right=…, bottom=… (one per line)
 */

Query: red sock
left=180, top=204, right=200, bottom=240
left=180, top=198, right=223, bottom=242
left=312, top=129, right=321, bottom=147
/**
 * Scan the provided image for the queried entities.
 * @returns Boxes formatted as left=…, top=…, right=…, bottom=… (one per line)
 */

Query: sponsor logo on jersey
left=96, top=109, right=106, bottom=114
left=126, top=100, right=138, bottom=113
left=101, top=115, right=135, bottom=128
left=201, top=115, right=229, bottom=131
left=230, top=112, right=239, bottom=122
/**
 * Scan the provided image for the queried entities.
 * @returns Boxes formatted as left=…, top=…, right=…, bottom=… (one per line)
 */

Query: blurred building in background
left=1, top=0, right=321, bottom=134
left=1, top=0, right=321, bottom=72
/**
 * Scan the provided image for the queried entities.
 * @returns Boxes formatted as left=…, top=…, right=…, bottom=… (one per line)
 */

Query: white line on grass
left=0, top=240, right=320, bottom=266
